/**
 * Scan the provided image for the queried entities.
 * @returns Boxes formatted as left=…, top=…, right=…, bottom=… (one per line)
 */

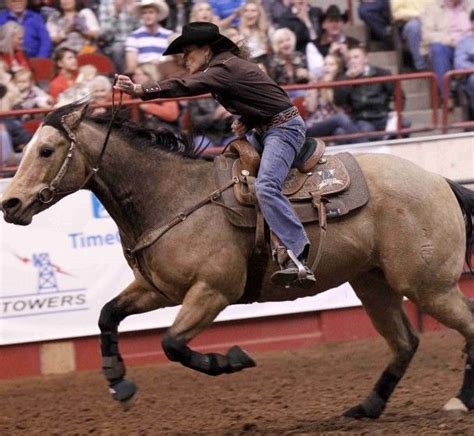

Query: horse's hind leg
left=414, top=285, right=474, bottom=412
left=161, top=281, right=256, bottom=376
left=344, top=271, right=419, bottom=419
left=98, top=279, right=171, bottom=407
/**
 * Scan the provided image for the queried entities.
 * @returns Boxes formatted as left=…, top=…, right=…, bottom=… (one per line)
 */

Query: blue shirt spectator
left=0, top=0, right=52, bottom=58
left=208, top=0, right=244, bottom=27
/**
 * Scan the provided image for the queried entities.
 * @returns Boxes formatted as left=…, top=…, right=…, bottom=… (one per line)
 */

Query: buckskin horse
left=2, top=100, right=474, bottom=418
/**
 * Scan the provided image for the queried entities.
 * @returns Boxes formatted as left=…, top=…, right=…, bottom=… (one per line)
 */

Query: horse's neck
left=82, top=125, right=214, bottom=246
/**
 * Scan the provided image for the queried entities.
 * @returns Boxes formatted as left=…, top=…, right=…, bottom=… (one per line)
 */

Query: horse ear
left=62, top=99, right=90, bottom=130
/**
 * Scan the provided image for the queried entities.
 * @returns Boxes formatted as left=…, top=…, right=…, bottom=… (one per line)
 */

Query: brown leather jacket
left=141, top=51, right=293, bottom=128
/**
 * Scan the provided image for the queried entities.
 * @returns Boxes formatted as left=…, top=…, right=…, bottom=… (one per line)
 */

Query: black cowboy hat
left=321, top=5, right=349, bottom=22
left=163, top=22, right=239, bottom=56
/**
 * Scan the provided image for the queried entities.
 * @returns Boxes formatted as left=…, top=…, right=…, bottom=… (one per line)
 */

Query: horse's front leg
left=162, top=280, right=256, bottom=376
left=98, top=278, right=171, bottom=407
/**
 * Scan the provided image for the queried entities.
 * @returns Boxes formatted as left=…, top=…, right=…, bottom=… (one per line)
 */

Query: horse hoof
left=109, top=379, right=137, bottom=403
left=343, top=404, right=367, bottom=419
left=343, top=404, right=380, bottom=419
left=226, top=346, right=256, bottom=372
left=120, top=391, right=138, bottom=411
left=443, top=397, right=468, bottom=413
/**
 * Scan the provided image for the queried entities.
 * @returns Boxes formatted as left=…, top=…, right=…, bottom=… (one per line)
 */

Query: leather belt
left=255, top=106, right=300, bottom=134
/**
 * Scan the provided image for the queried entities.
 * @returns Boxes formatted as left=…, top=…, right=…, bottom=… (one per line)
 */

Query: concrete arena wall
left=1, top=133, right=473, bottom=379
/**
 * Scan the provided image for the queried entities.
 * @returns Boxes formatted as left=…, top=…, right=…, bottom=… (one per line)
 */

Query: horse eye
left=39, top=147, right=54, bottom=158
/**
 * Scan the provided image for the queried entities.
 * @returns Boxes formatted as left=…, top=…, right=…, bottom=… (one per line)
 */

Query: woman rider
left=114, top=22, right=315, bottom=288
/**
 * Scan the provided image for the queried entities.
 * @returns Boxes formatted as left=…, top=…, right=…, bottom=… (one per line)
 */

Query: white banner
left=0, top=178, right=359, bottom=345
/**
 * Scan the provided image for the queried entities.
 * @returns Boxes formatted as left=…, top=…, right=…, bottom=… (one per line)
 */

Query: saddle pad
left=214, top=152, right=369, bottom=228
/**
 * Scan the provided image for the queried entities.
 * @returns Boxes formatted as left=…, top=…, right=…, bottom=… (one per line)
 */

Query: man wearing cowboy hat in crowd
left=316, top=5, right=360, bottom=60
left=124, top=0, right=172, bottom=75
left=115, top=22, right=317, bottom=288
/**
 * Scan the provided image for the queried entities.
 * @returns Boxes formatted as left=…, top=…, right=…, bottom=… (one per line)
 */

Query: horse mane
left=43, top=100, right=206, bottom=159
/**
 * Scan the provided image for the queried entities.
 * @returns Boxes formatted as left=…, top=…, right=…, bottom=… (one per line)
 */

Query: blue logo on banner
left=91, top=194, right=109, bottom=219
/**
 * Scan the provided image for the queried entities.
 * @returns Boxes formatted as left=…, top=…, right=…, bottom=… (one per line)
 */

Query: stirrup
left=271, top=250, right=316, bottom=289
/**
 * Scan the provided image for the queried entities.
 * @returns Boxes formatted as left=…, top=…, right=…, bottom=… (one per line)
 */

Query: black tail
left=447, top=179, right=474, bottom=272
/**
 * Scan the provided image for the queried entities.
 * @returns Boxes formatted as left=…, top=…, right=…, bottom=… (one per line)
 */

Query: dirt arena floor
left=2, top=330, right=474, bottom=435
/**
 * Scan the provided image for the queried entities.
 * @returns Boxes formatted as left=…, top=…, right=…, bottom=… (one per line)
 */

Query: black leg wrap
left=344, top=371, right=400, bottom=419
left=457, top=341, right=474, bottom=409
left=162, top=335, right=256, bottom=376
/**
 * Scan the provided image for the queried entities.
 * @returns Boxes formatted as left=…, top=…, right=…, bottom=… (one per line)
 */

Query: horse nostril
left=2, top=197, right=22, bottom=213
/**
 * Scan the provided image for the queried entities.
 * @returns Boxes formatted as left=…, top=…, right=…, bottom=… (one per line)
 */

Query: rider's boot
left=271, top=244, right=316, bottom=289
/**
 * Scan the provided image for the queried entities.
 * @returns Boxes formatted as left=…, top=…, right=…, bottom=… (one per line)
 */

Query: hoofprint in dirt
left=1, top=330, right=474, bottom=435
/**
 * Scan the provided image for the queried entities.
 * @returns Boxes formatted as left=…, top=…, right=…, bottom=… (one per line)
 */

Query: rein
left=126, top=176, right=240, bottom=260
left=37, top=88, right=124, bottom=204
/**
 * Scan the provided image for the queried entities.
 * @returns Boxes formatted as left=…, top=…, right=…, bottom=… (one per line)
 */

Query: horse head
left=1, top=99, right=93, bottom=225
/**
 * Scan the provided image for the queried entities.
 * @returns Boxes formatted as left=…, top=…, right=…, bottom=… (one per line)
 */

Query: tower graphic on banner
left=32, top=253, right=59, bottom=293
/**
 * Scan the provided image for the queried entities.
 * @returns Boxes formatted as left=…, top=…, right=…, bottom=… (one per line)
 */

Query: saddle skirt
left=214, top=150, right=370, bottom=228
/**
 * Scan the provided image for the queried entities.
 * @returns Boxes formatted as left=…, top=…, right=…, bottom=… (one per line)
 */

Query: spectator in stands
left=454, top=9, right=474, bottom=119
left=48, top=46, right=79, bottom=102
left=124, top=0, right=172, bottom=75
left=261, top=0, right=291, bottom=25
left=238, top=0, right=272, bottom=66
left=12, top=68, right=52, bottom=115
left=97, top=0, right=140, bottom=73
left=390, top=0, right=431, bottom=71
left=277, top=0, right=322, bottom=53
left=165, top=0, right=192, bottom=32
left=47, top=0, right=100, bottom=54
left=304, top=53, right=359, bottom=142
left=316, top=5, right=360, bottom=60
left=55, top=63, right=97, bottom=106
left=0, top=21, right=30, bottom=73
left=334, top=45, right=395, bottom=141
left=88, top=74, right=112, bottom=115
left=133, top=62, right=180, bottom=132
left=188, top=97, right=234, bottom=148
left=189, top=1, right=220, bottom=26
left=27, top=0, right=57, bottom=21
left=0, top=58, right=21, bottom=109
left=268, top=27, right=311, bottom=92
left=358, top=0, right=391, bottom=47
left=0, top=0, right=52, bottom=58
left=0, top=83, right=32, bottom=165
left=422, top=0, right=470, bottom=96
left=208, top=0, right=244, bottom=28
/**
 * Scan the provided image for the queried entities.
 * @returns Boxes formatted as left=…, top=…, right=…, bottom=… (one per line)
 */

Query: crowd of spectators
left=1, top=0, right=474, bottom=167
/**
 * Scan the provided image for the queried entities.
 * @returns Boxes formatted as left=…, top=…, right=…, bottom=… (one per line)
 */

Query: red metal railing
left=0, top=71, right=440, bottom=176
left=442, top=68, right=474, bottom=133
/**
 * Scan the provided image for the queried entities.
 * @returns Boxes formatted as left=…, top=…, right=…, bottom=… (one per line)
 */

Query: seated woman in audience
left=47, top=0, right=100, bottom=54
left=189, top=1, right=220, bottom=26
left=89, top=75, right=113, bottom=116
left=48, top=47, right=80, bottom=103
left=268, top=28, right=311, bottom=97
left=238, top=0, right=272, bottom=66
left=133, top=62, right=181, bottom=133
left=304, top=53, right=358, bottom=143
left=12, top=68, right=53, bottom=117
left=0, top=22, right=30, bottom=73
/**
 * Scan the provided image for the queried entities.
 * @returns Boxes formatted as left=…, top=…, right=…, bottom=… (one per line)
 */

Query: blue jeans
left=358, top=0, right=390, bottom=42
left=251, top=116, right=310, bottom=258
left=306, top=112, right=360, bottom=143
left=430, top=43, right=455, bottom=95
left=402, top=18, right=426, bottom=70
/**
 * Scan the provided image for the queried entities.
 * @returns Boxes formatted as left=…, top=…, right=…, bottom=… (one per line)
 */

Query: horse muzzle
left=1, top=197, right=33, bottom=225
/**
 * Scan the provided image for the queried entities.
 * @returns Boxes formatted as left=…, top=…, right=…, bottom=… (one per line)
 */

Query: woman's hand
left=231, top=119, right=248, bottom=138
left=113, top=74, right=144, bottom=97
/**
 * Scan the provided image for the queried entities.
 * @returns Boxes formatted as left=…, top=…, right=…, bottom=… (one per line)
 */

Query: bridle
left=37, top=88, right=123, bottom=204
